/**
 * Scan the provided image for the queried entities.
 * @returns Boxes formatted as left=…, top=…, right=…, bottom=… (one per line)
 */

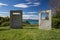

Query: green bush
left=0, top=16, right=10, bottom=27
left=1, top=22, right=10, bottom=26
left=52, top=11, right=60, bottom=28
left=52, top=18, right=60, bottom=28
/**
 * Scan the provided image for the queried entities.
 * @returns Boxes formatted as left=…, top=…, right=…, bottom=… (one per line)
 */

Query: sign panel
left=39, top=10, right=52, bottom=30
left=10, top=10, right=22, bottom=29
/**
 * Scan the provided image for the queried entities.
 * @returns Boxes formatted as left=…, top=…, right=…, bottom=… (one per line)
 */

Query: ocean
left=23, top=19, right=38, bottom=25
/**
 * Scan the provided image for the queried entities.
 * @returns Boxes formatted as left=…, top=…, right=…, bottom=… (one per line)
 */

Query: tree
left=49, top=0, right=60, bottom=28
left=0, top=16, right=10, bottom=27
left=0, top=17, right=4, bottom=26
left=49, top=0, right=60, bottom=18
left=49, top=0, right=60, bottom=10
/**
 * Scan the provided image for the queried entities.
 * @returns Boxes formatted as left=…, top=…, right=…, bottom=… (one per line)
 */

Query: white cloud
left=13, top=2, right=32, bottom=8
left=30, top=2, right=40, bottom=6
left=0, top=14, right=8, bottom=17
left=34, top=2, right=40, bottom=5
left=0, top=14, right=6, bottom=17
left=34, top=2, right=40, bottom=6
left=26, top=2, right=32, bottom=4
left=0, top=12, right=38, bottom=20
left=23, top=15, right=38, bottom=20
left=27, top=12, right=37, bottom=14
left=0, top=12, right=9, bottom=17
left=0, top=12, right=9, bottom=13
left=13, top=4, right=29, bottom=8
left=0, top=3, right=8, bottom=6
left=23, top=12, right=37, bottom=15
left=13, top=2, right=40, bottom=8
left=0, top=14, right=38, bottom=20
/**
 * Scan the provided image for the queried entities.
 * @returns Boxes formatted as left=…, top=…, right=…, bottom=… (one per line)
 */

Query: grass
left=0, top=26, right=60, bottom=40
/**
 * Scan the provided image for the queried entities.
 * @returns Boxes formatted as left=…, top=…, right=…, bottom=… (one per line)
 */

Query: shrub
left=52, top=18, right=60, bottom=28
left=1, top=22, right=10, bottom=26
left=52, top=11, right=60, bottom=28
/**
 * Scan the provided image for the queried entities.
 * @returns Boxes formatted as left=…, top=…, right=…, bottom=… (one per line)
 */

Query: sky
left=0, top=0, right=51, bottom=20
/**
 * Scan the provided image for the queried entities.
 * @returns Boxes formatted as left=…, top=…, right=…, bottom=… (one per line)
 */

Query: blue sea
left=23, top=19, right=38, bottom=25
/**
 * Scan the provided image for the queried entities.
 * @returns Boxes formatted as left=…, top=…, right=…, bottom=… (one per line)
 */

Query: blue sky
left=0, top=0, right=50, bottom=20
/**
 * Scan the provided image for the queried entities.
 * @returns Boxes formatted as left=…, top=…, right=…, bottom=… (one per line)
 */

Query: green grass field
left=0, top=26, right=60, bottom=40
